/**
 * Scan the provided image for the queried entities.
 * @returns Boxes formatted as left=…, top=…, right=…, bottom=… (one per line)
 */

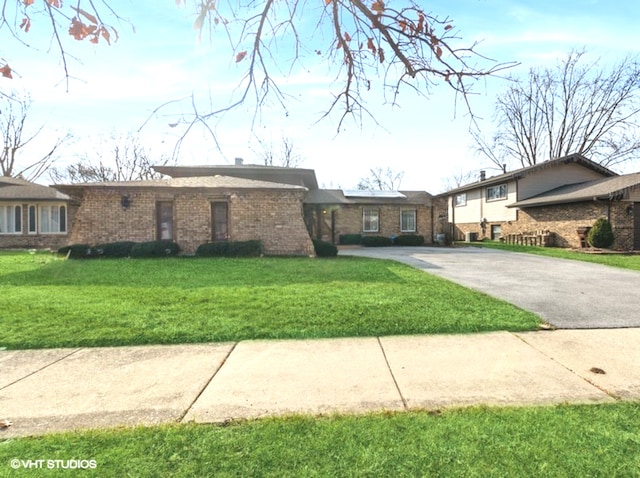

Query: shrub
left=361, top=236, right=393, bottom=247
left=196, top=240, right=263, bottom=257
left=57, top=244, right=92, bottom=259
left=312, top=239, right=338, bottom=257
left=393, top=235, right=425, bottom=246
left=587, top=218, right=615, bottom=249
left=130, top=240, right=180, bottom=258
left=92, top=241, right=137, bottom=258
left=339, top=234, right=362, bottom=245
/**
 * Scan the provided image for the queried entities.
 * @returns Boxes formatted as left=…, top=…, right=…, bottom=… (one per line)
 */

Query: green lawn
left=461, top=241, right=640, bottom=271
left=2, top=403, right=639, bottom=477
left=0, top=252, right=540, bottom=349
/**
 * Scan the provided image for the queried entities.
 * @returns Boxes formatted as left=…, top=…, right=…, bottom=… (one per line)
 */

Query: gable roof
left=441, top=153, right=617, bottom=196
left=54, top=175, right=308, bottom=192
left=509, top=172, right=640, bottom=208
left=0, top=176, right=70, bottom=201
left=154, top=164, right=319, bottom=190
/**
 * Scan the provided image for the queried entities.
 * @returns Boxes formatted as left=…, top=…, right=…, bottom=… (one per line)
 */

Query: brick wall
left=67, top=187, right=315, bottom=255
left=453, top=200, right=635, bottom=250
left=315, top=203, right=435, bottom=243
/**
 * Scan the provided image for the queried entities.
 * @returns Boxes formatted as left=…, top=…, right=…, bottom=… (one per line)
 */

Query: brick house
left=56, top=175, right=315, bottom=256
left=304, top=189, right=447, bottom=244
left=156, top=163, right=446, bottom=246
left=441, top=153, right=640, bottom=250
left=0, top=176, right=71, bottom=249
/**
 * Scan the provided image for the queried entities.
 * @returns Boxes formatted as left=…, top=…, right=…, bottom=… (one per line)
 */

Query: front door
left=212, top=202, right=228, bottom=241
left=156, top=202, right=174, bottom=240
left=491, top=224, right=502, bottom=241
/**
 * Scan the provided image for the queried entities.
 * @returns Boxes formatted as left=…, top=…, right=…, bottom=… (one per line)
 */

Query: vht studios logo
left=10, top=459, right=97, bottom=470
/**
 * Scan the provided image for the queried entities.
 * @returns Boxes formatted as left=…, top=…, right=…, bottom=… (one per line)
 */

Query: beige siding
left=451, top=180, right=517, bottom=224
left=518, top=163, right=606, bottom=200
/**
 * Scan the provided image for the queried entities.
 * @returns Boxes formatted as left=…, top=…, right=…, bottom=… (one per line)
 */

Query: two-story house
left=442, top=153, right=640, bottom=250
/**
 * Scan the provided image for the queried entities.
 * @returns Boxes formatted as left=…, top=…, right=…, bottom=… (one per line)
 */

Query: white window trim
left=362, top=208, right=379, bottom=233
left=486, top=184, right=508, bottom=202
left=454, top=193, right=467, bottom=207
left=400, top=209, right=417, bottom=233
left=0, top=204, right=22, bottom=235
left=31, top=203, right=68, bottom=235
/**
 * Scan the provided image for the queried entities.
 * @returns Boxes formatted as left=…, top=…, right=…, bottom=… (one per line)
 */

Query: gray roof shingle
left=509, top=172, right=640, bottom=207
left=0, top=177, right=70, bottom=201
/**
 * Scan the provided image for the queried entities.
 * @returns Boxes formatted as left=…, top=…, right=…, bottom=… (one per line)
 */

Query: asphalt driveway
left=341, top=246, right=640, bottom=329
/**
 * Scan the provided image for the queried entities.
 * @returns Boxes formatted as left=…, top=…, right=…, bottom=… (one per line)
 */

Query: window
left=454, top=193, right=467, bottom=206
left=362, top=209, right=379, bottom=232
left=0, top=205, right=21, bottom=234
left=28, top=205, right=37, bottom=234
left=400, top=209, right=416, bottom=232
left=156, top=202, right=174, bottom=240
left=486, top=184, right=507, bottom=201
left=211, top=202, right=228, bottom=241
left=38, top=205, right=67, bottom=234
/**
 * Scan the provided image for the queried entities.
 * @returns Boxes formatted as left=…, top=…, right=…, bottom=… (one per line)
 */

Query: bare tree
left=252, top=136, right=303, bottom=167
left=0, top=95, right=68, bottom=180
left=49, top=133, right=171, bottom=183
left=440, top=168, right=479, bottom=191
left=357, top=166, right=403, bottom=190
left=473, top=50, right=640, bottom=170
left=2, top=1, right=515, bottom=144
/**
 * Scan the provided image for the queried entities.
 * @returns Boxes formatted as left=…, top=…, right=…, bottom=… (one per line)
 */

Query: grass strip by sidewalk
left=1, top=403, right=639, bottom=476
left=0, top=252, right=540, bottom=349
left=461, top=241, right=640, bottom=271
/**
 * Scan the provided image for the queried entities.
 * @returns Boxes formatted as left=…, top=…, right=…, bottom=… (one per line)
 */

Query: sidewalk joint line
left=179, top=342, right=238, bottom=422
left=0, top=348, right=83, bottom=391
left=512, top=332, right=620, bottom=401
left=376, top=337, right=408, bottom=410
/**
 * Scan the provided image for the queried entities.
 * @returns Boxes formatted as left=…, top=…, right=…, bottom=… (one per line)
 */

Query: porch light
left=121, top=195, right=132, bottom=209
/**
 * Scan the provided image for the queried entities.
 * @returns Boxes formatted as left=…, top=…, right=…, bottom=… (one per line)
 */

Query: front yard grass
left=462, top=241, right=640, bottom=271
left=2, top=403, right=639, bottom=477
left=0, top=252, right=540, bottom=349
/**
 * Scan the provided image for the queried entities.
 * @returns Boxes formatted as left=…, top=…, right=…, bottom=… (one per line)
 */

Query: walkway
left=2, top=329, right=640, bottom=438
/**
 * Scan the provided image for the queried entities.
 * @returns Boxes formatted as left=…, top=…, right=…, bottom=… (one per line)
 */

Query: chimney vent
left=502, top=164, right=507, bottom=173
left=479, top=170, right=486, bottom=181
left=235, top=157, right=244, bottom=166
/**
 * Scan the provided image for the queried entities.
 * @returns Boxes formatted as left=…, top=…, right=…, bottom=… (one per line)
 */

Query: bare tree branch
left=0, top=94, right=68, bottom=180
left=357, top=166, right=403, bottom=190
left=49, top=133, right=172, bottom=183
left=474, top=49, right=640, bottom=170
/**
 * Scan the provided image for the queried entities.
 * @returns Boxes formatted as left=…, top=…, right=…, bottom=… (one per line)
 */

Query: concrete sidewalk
left=2, top=328, right=639, bottom=438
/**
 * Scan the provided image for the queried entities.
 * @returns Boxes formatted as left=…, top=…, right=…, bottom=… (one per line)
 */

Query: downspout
left=451, top=195, right=456, bottom=243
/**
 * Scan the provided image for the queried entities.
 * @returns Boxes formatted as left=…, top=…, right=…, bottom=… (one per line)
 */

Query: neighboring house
left=442, top=153, right=640, bottom=250
left=156, top=162, right=446, bottom=246
left=56, top=175, right=315, bottom=256
left=0, top=176, right=71, bottom=249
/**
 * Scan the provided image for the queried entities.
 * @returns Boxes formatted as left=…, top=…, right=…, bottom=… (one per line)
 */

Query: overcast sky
left=2, top=0, right=640, bottom=193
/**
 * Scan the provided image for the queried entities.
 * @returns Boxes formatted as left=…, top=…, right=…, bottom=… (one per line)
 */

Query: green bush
left=339, top=234, right=362, bottom=245
left=93, top=241, right=137, bottom=258
left=361, top=236, right=393, bottom=247
left=196, top=240, right=263, bottom=257
left=312, top=239, right=338, bottom=257
left=393, top=235, right=425, bottom=246
left=57, top=244, right=92, bottom=259
left=587, top=218, right=615, bottom=249
left=130, top=240, right=180, bottom=258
